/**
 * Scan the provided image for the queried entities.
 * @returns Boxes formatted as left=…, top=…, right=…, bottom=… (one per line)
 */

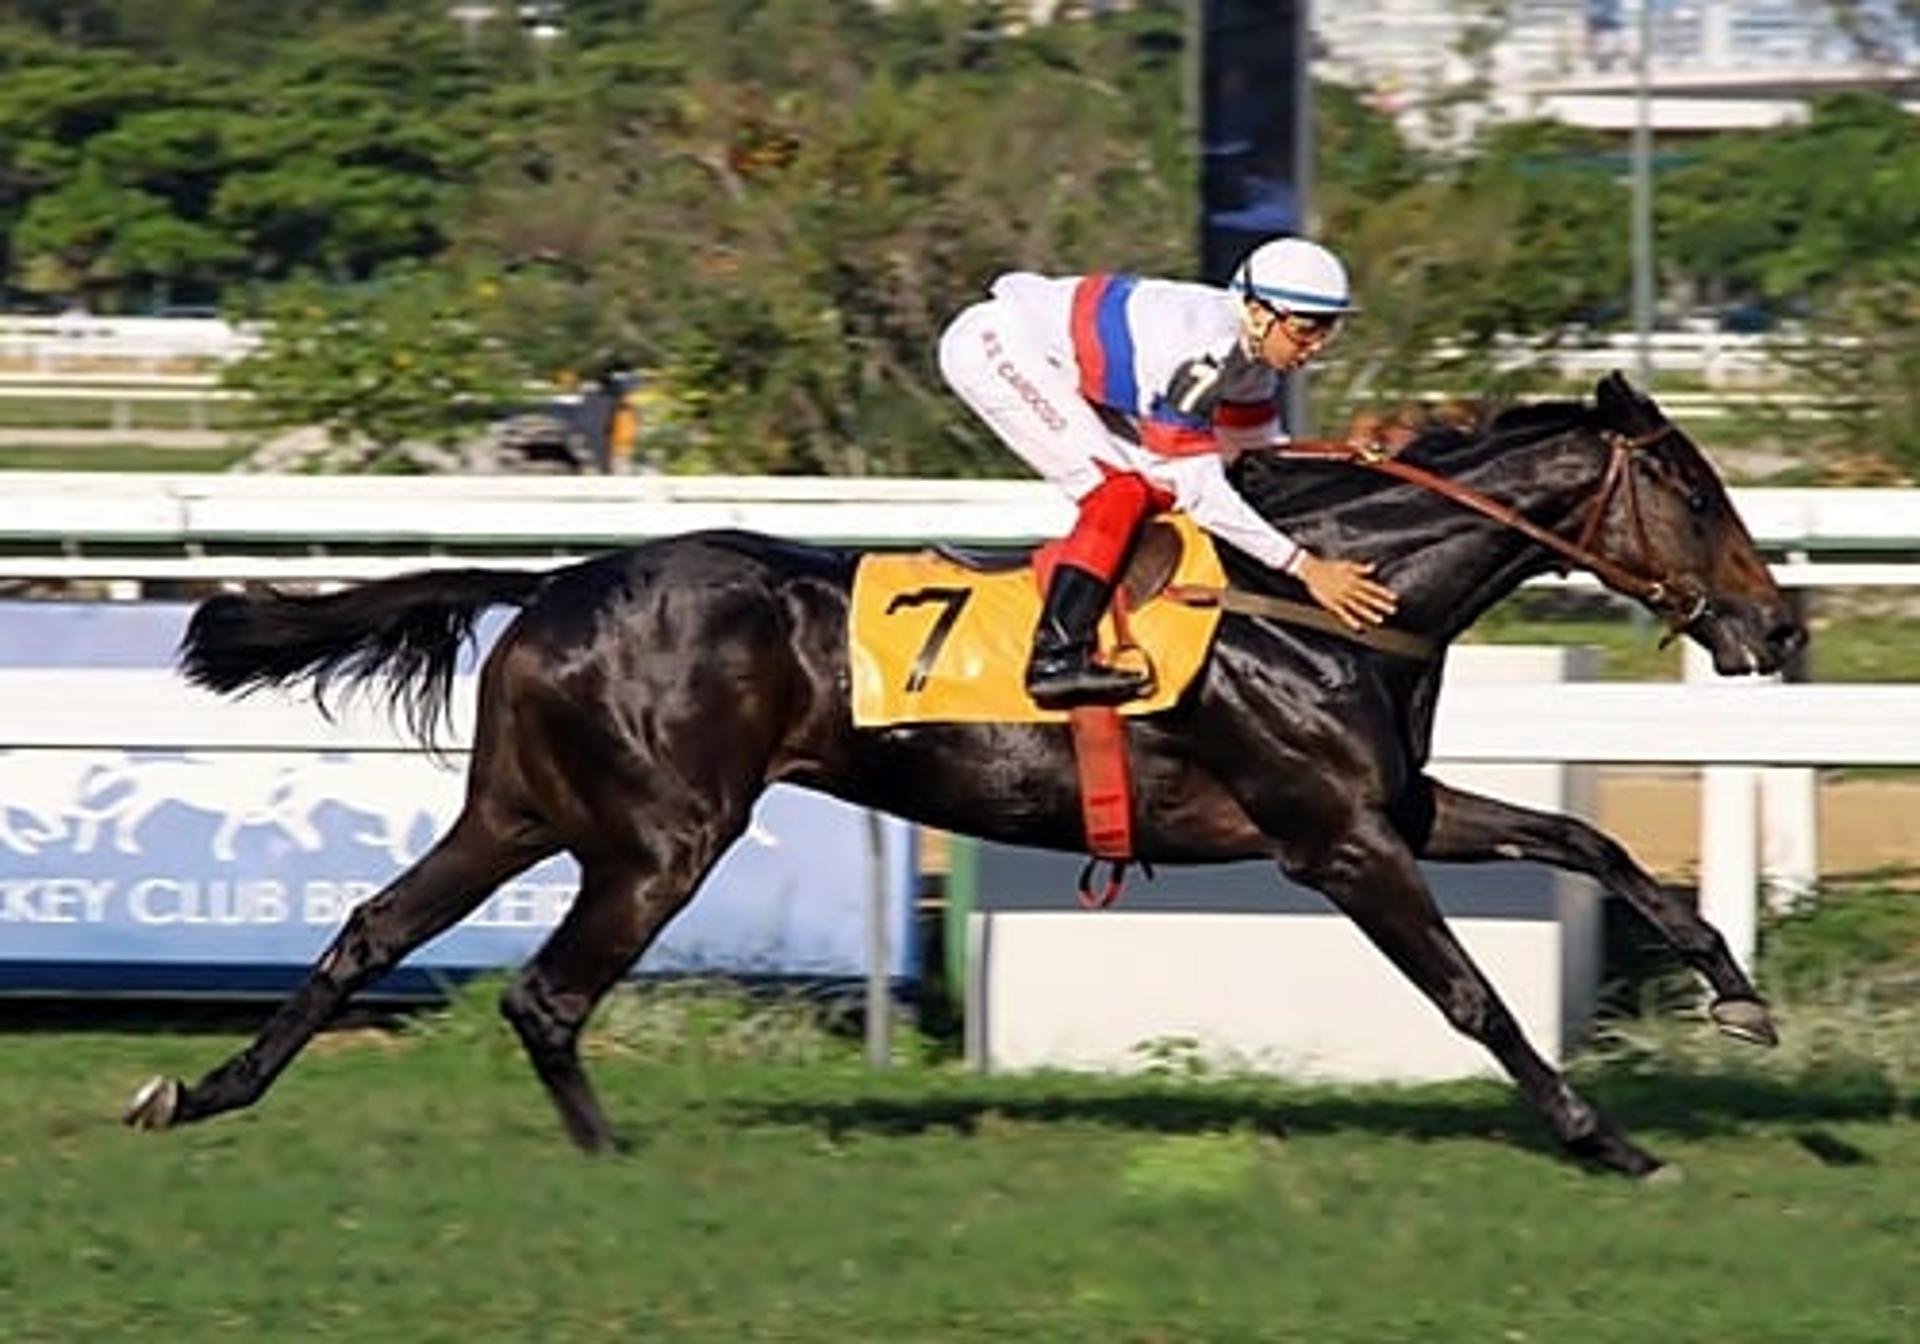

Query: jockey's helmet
left=1231, top=238, right=1357, bottom=315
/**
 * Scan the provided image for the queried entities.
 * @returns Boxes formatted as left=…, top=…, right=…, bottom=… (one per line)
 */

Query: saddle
left=936, top=517, right=1188, bottom=611
left=865, top=519, right=1212, bottom=909
left=849, top=515, right=1225, bottom=729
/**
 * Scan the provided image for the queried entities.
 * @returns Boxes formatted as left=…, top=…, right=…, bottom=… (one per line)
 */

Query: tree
left=1662, top=94, right=1918, bottom=310
left=0, top=9, right=485, bottom=307
left=1662, top=94, right=1919, bottom=477
left=457, top=0, right=1192, bottom=475
left=223, top=263, right=532, bottom=470
left=1313, top=115, right=1628, bottom=425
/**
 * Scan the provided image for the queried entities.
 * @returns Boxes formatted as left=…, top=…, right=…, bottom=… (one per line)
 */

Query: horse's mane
left=1229, top=399, right=1600, bottom=523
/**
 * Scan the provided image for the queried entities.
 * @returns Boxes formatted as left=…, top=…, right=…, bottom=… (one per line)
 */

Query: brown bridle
left=1279, top=423, right=1711, bottom=635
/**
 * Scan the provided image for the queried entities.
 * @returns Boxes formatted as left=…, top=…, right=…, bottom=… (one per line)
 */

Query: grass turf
left=0, top=997, right=1911, bottom=1343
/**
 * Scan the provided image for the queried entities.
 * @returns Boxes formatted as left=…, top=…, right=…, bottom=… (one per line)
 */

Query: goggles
left=1253, top=298, right=1343, bottom=345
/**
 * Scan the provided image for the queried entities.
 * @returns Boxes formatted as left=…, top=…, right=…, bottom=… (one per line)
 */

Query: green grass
left=1465, top=614, right=1683, bottom=680
left=1759, top=873, right=1920, bottom=1000
left=0, top=396, right=248, bottom=431
left=0, top=444, right=249, bottom=471
left=1467, top=605, right=1920, bottom=684
left=1804, top=616, right=1920, bottom=684
left=0, top=970, right=1912, bottom=1343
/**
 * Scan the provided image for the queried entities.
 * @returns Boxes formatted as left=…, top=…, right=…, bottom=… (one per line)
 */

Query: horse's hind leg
left=501, top=804, right=750, bottom=1153
left=1293, top=815, right=1666, bottom=1177
left=1403, top=777, right=1775, bottom=1044
left=124, top=808, right=550, bottom=1131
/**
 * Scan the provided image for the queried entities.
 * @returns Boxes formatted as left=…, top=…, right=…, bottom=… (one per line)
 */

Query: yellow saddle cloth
left=849, top=513, right=1227, bottom=727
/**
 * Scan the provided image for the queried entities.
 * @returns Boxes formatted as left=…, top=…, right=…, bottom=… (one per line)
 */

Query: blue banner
left=0, top=603, right=917, bottom=995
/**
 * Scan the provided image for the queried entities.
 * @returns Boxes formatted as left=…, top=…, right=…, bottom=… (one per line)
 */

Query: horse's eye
left=1687, top=490, right=1710, bottom=515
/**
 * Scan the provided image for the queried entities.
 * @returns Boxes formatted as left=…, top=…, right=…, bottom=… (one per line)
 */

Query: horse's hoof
left=1710, top=998, right=1779, bottom=1047
left=122, top=1075, right=182, bottom=1131
left=1641, top=1162, right=1685, bottom=1186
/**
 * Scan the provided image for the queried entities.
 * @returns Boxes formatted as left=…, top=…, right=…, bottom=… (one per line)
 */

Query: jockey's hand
left=1293, top=552, right=1399, bottom=631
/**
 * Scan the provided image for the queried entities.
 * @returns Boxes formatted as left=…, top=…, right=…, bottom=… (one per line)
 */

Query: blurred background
left=0, top=0, right=1909, bottom=478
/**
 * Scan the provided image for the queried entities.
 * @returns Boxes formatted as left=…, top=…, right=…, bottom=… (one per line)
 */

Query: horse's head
left=1584, top=372, right=1805, bottom=675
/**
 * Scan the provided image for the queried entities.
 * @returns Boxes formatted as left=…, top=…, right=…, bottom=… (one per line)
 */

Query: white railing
left=0, top=314, right=1819, bottom=383
left=0, top=473, right=1914, bottom=554
left=2, top=657, right=1912, bottom=973
left=0, top=315, right=258, bottom=369
left=0, top=373, right=1836, bottom=419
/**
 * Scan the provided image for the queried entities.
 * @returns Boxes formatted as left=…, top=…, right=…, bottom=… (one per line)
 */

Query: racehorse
left=124, top=373, right=1804, bottom=1178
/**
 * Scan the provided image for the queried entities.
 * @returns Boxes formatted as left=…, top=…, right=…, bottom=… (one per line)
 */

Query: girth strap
left=1068, top=705, right=1136, bottom=908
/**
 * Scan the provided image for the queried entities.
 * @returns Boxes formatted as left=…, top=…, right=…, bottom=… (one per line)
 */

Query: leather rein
left=1276, top=423, right=1709, bottom=638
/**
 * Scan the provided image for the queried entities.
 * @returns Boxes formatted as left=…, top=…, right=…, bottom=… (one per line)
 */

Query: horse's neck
left=1369, top=430, right=1608, bottom=644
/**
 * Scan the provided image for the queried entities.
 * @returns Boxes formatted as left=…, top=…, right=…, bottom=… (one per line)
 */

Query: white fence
left=2, top=654, right=1912, bottom=977
left=0, top=472, right=1916, bottom=554
left=0, top=372, right=1834, bottom=425
left=0, top=472, right=1913, bottom=973
left=0, top=313, right=1810, bottom=385
left=0, top=315, right=258, bottom=369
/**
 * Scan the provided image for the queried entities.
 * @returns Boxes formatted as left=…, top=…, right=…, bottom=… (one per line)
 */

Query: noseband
left=1569, top=425, right=1710, bottom=635
left=1281, top=424, right=1710, bottom=636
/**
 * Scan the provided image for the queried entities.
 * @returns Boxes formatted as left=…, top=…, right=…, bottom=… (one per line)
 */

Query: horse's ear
left=1595, top=370, right=1659, bottom=431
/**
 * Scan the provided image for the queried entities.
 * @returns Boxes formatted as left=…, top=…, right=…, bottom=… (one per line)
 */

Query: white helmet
left=1231, top=237, right=1357, bottom=315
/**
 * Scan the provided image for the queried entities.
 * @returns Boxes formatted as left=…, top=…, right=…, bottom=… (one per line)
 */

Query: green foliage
left=0, top=5, right=1912, bottom=475
left=0, top=7, right=482, bottom=306
left=1761, top=874, right=1920, bottom=998
left=1778, top=272, right=1920, bottom=480
left=1315, top=115, right=1628, bottom=423
left=1659, top=96, right=1920, bottom=477
left=1663, top=95, right=1918, bottom=306
left=546, top=0, right=1192, bottom=475
left=223, top=263, right=531, bottom=466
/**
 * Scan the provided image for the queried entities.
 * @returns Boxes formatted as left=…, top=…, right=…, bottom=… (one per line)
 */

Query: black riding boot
left=1025, top=563, right=1151, bottom=709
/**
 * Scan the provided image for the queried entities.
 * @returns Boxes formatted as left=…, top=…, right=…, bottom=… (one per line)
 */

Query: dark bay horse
left=125, top=372, right=1804, bottom=1177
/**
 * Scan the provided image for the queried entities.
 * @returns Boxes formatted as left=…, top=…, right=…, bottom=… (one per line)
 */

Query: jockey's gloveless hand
left=1293, top=553, right=1399, bottom=631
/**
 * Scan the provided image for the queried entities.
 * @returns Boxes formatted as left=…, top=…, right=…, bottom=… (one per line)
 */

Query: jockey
left=938, top=237, right=1400, bottom=709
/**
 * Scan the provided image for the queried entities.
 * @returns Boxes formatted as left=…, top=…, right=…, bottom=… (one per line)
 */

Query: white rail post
left=1760, top=557, right=1819, bottom=914
left=864, top=808, right=892, bottom=1069
left=1685, top=643, right=1759, bottom=971
left=1759, top=767, right=1818, bottom=914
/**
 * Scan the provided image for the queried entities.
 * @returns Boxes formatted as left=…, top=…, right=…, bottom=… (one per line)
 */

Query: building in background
left=1315, top=1, right=1918, bottom=142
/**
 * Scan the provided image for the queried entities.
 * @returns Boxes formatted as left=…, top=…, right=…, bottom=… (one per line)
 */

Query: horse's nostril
left=1768, top=622, right=1807, bottom=657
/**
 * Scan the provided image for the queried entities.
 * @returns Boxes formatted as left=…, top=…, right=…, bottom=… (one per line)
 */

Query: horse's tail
left=179, top=568, right=547, bottom=747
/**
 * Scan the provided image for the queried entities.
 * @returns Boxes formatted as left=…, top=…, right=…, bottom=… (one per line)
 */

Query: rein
left=1277, top=425, right=1709, bottom=636
left=1163, top=584, right=1438, bottom=660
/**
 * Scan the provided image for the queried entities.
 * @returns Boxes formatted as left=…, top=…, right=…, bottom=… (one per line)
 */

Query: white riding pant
left=936, top=299, right=1303, bottom=573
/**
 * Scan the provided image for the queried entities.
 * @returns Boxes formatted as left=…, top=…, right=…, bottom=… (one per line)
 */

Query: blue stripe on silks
left=1094, top=274, right=1140, bottom=412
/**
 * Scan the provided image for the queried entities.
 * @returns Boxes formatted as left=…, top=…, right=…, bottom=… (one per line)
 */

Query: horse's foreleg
left=501, top=813, right=746, bottom=1154
left=1404, top=777, right=1774, bottom=1045
left=124, top=810, right=548, bottom=1132
left=1295, top=817, right=1667, bottom=1178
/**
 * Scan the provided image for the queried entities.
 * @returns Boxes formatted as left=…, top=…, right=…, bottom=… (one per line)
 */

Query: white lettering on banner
left=127, top=878, right=291, bottom=925
left=0, top=878, right=114, bottom=923
left=468, top=883, right=577, bottom=929
left=302, top=880, right=382, bottom=925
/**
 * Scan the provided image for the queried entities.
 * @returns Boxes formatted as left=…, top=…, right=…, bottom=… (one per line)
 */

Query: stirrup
left=1077, top=857, right=1155, bottom=909
left=1026, top=662, right=1151, bottom=709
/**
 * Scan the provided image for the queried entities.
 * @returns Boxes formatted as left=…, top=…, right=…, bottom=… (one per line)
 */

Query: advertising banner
left=0, top=603, right=917, bottom=995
